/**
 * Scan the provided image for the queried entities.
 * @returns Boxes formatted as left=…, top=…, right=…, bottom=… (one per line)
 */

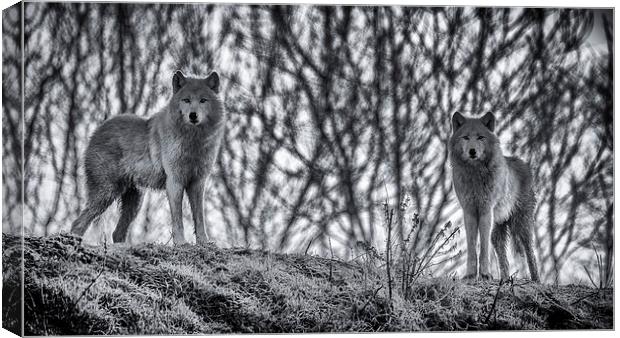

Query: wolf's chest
left=162, top=137, right=218, bottom=181
left=175, top=151, right=212, bottom=173
left=453, top=165, right=494, bottom=205
left=452, top=164, right=519, bottom=223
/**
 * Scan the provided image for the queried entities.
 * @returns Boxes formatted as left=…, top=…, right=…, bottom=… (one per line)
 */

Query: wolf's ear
left=481, top=112, right=495, bottom=132
left=172, top=70, right=187, bottom=94
left=205, top=71, right=220, bottom=93
left=452, top=112, right=466, bottom=132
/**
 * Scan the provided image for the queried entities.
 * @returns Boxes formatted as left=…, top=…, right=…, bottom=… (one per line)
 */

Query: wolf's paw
left=196, top=238, right=210, bottom=246
left=480, top=273, right=493, bottom=281
left=499, top=275, right=511, bottom=282
left=462, top=273, right=477, bottom=280
left=172, top=238, right=188, bottom=246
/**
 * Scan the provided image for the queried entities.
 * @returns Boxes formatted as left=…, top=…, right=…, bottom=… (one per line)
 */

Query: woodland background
left=2, top=3, right=613, bottom=284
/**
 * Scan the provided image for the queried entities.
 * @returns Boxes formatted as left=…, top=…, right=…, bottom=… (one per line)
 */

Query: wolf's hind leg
left=524, top=244, right=539, bottom=282
left=112, top=185, right=143, bottom=243
left=71, top=195, right=115, bottom=237
left=519, top=228, right=540, bottom=282
left=512, top=211, right=540, bottom=282
left=492, top=221, right=510, bottom=281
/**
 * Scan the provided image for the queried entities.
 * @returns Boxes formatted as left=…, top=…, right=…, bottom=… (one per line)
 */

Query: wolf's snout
left=469, top=149, right=477, bottom=158
left=189, top=112, right=198, bottom=123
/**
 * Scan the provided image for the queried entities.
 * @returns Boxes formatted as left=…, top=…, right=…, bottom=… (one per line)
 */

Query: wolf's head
left=449, top=112, right=499, bottom=163
left=169, top=70, right=223, bottom=128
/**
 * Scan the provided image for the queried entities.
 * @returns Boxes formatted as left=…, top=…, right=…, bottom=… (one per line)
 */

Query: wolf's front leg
left=462, top=211, right=478, bottom=279
left=166, top=177, right=187, bottom=245
left=478, top=210, right=493, bottom=280
left=187, top=179, right=208, bottom=245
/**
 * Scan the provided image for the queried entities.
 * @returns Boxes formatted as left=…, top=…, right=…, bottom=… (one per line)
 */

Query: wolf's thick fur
left=71, top=70, right=225, bottom=245
left=449, top=112, right=539, bottom=281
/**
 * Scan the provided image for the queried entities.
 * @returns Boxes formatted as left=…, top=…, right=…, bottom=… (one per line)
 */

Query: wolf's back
left=83, top=114, right=153, bottom=185
left=504, top=156, right=534, bottom=193
left=86, top=115, right=150, bottom=159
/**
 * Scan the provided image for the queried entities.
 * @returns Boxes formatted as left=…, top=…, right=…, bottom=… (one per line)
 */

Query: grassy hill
left=2, top=233, right=613, bottom=335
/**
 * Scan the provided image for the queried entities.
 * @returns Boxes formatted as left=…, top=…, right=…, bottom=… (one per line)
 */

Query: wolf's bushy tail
left=510, top=221, right=526, bottom=256
left=508, top=207, right=540, bottom=281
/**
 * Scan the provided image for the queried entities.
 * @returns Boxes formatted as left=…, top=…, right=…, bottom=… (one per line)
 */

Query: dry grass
left=2, top=233, right=613, bottom=335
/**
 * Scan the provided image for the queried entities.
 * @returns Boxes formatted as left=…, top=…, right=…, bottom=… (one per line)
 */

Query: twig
left=594, top=245, right=603, bottom=289
left=582, top=264, right=598, bottom=289
left=74, top=238, right=108, bottom=306
left=426, top=249, right=464, bottom=268
left=411, top=223, right=459, bottom=285
left=381, top=177, right=394, bottom=308
left=385, top=207, right=394, bottom=306
left=570, top=290, right=600, bottom=306
left=435, top=283, right=457, bottom=304
left=328, top=237, right=334, bottom=284
left=40, top=284, right=48, bottom=335
left=359, top=285, right=384, bottom=314
left=304, top=235, right=315, bottom=256
left=540, top=291, right=579, bottom=321
left=165, top=231, right=173, bottom=246
left=485, top=279, right=504, bottom=325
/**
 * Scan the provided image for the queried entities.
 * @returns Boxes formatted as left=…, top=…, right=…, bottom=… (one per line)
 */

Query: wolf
left=71, top=70, right=225, bottom=245
left=449, top=111, right=539, bottom=282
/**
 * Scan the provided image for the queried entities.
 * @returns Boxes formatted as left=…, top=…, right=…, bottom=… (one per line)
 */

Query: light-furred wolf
left=449, top=112, right=539, bottom=282
left=71, top=70, right=225, bottom=245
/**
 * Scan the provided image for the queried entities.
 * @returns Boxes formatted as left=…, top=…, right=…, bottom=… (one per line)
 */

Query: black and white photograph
left=1, top=0, right=615, bottom=335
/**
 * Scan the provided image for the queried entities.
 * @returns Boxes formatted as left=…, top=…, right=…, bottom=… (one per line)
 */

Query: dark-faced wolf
left=71, top=71, right=225, bottom=245
left=449, top=112, right=539, bottom=282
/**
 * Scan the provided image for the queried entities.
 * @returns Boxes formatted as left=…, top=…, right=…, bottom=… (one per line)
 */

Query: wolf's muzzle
left=189, top=112, right=198, bottom=124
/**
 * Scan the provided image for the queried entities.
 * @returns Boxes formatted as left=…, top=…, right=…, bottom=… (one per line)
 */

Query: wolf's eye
left=182, top=98, right=190, bottom=103
left=200, top=98, right=208, bottom=103
left=477, top=136, right=485, bottom=140
left=463, top=136, right=470, bottom=141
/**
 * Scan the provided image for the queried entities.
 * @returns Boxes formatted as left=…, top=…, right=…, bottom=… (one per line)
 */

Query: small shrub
left=382, top=195, right=462, bottom=301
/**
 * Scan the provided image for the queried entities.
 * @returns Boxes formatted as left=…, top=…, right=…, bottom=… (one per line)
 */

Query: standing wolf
left=449, top=112, right=539, bottom=281
left=71, top=70, right=225, bottom=245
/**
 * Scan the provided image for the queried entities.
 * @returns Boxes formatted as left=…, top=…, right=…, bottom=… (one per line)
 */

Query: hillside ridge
left=2, top=233, right=613, bottom=334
